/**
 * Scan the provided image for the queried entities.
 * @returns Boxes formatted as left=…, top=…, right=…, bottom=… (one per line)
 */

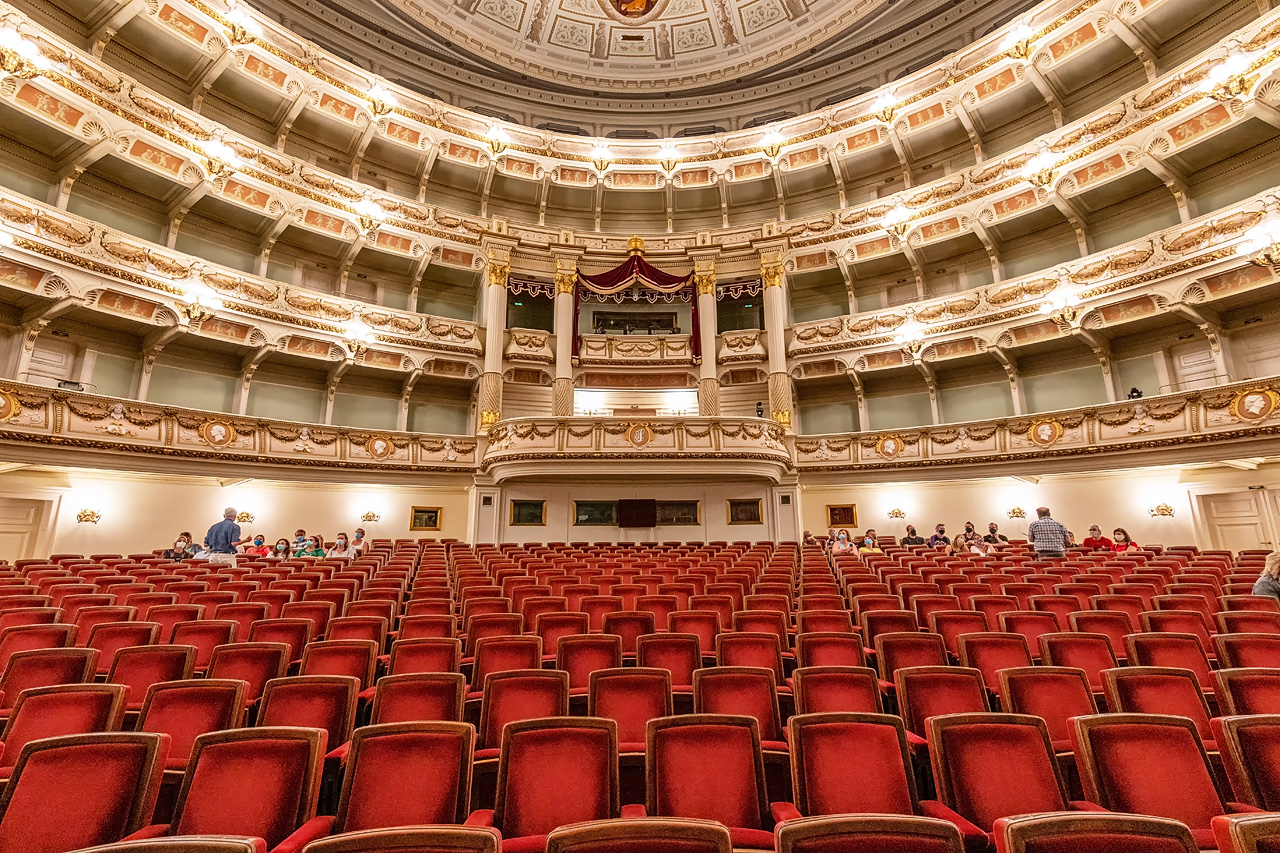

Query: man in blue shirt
left=205, top=507, right=243, bottom=567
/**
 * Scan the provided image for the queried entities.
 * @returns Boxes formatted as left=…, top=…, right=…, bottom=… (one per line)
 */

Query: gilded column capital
left=554, top=259, right=577, bottom=294
left=486, top=256, right=510, bottom=289
left=759, top=245, right=786, bottom=289
left=695, top=270, right=716, bottom=296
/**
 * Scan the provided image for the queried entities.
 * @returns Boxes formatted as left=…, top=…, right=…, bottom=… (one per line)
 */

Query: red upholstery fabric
left=1078, top=722, right=1223, bottom=835
left=781, top=833, right=957, bottom=853
left=1218, top=670, right=1280, bottom=715
left=1217, top=635, right=1280, bottom=668
left=471, top=638, right=543, bottom=693
left=898, top=669, right=987, bottom=742
left=0, top=735, right=168, bottom=853
left=1001, top=831, right=1192, bottom=853
left=795, top=633, right=865, bottom=669
left=108, top=646, right=193, bottom=709
left=0, top=686, right=124, bottom=774
left=174, top=733, right=321, bottom=847
left=591, top=669, right=671, bottom=750
left=1221, top=719, right=1280, bottom=809
left=795, top=719, right=915, bottom=816
left=1000, top=669, right=1095, bottom=750
left=498, top=725, right=614, bottom=840
left=388, top=638, right=462, bottom=676
left=1040, top=634, right=1115, bottom=692
left=207, top=644, right=288, bottom=703
left=933, top=721, right=1066, bottom=829
left=373, top=674, right=464, bottom=724
left=0, top=649, right=96, bottom=705
left=339, top=727, right=470, bottom=831
left=479, top=673, right=569, bottom=750
left=1107, top=671, right=1214, bottom=743
left=1127, top=635, right=1214, bottom=690
left=695, top=669, right=784, bottom=742
left=258, top=677, right=356, bottom=762
left=636, top=635, right=701, bottom=688
left=557, top=636, right=622, bottom=690
left=138, top=680, right=244, bottom=770
left=650, top=722, right=764, bottom=830
left=958, top=636, right=1032, bottom=694
left=793, top=667, right=880, bottom=715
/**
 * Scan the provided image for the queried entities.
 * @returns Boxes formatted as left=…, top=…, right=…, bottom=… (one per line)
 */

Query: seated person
left=242, top=535, right=270, bottom=558
left=295, top=536, right=326, bottom=558
left=900, top=525, right=925, bottom=546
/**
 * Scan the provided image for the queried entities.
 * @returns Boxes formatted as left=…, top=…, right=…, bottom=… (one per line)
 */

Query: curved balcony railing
left=0, top=0, right=1269, bottom=254
left=0, top=378, right=1277, bottom=479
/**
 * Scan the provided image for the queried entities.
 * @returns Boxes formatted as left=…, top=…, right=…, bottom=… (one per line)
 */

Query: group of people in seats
left=163, top=509, right=371, bottom=564
left=0, top=536, right=1279, bottom=852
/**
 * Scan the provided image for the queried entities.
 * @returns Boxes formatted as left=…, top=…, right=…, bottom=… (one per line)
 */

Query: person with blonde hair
left=1254, top=552, right=1280, bottom=602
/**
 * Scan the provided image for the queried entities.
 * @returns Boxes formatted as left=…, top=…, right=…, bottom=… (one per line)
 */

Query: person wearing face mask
left=291, top=529, right=308, bottom=555
left=900, top=525, right=925, bottom=546
left=929, top=523, right=950, bottom=549
left=957, top=522, right=984, bottom=550
left=269, top=538, right=292, bottom=560
left=328, top=532, right=353, bottom=558
left=296, top=536, right=326, bottom=558
left=858, top=535, right=882, bottom=554
left=984, top=523, right=1009, bottom=546
left=1081, top=525, right=1113, bottom=551
left=350, top=528, right=367, bottom=555
left=831, top=528, right=854, bottom=554
left=242, top=534, right=270, bottom=557
left=823, top=527, right=838, bottom=554
left=163, top=532, right=192, bottom=560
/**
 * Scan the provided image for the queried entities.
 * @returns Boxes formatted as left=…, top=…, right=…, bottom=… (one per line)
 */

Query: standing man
left=204, top=507, right=242, bottom=568
left=1028, top=506, right=1069, bottom=560
left=984, top=523, right=1009, bottom=545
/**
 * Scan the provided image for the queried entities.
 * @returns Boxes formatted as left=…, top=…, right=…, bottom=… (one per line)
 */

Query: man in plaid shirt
left=1027, top=506, right=1069, bottom=559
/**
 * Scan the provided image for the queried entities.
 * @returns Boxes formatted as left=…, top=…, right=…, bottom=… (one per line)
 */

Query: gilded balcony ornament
left=1021, top=151, right=1057, bottom=188
left=1203, top=53, right=1250, bottom=101
left=1040, top=292, right=1081, bottom=327
left=366, top=83, right=397, bottom=117
left=344, top=319, right=374, bottom=357
left=1000, top=22, right=1036, bottom=60
left=591, top=144, right=612, bottom=175
left=223, top=8, right=262, bottom=45
left=177, top=286, right=221, bottom=323
left=199, top=139, right=240, bottom=182
left=479, top=409, right=501, bottom=428
left=871, top=91, right=897, bottom=124
left=488, top=124, right=511, bottom=156
left=657, top=145, right=680, bottom=174
left=1238, top=219, right=1280, bottom=268
left=759, top=129, right=784, bottom=161
left=0, top=26, right=51, bottom=79
left=554, top=265, right=577, bottom=294
left=760, top=262, right=783, bottom=289
left=1148, top=502, right=1175, bottom=517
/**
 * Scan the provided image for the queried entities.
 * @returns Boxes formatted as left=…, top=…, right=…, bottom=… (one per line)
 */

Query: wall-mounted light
left=0, top=25, right=53, bottom=79
left=1149, top=502, right=1175, bottom=517
left=894, top=320, right=925, bottom=358
left=887, top=508, right=906, bottom=519
left=361, top=511, right=381, bottom=523
left=345, top=319, right=375, bottom=357
left=366, top=82, right=397, bottom=117
left=759, top=129, right=784, bottom=160
left=657, top=145, right=680, bottom=174
left=353, top=197, right=384, bottom=232
left=199, top=138, right=241, bottom=181
left=1239, top=219, right=1280, bottom=269
left=1021, top=150, right=1057, bottom=187
left=1008, top=507, right=1027, bottom=519
left=880, top=203, right=911, bottom=239
left=1000, top=21, right=1036, bottom=59
left=0, top=230, right=13, bottom=251
left=76, top=508, right=101, bottom=524
left=1039, top=291, right=1081, bottom=326
left=177, top=285, right=222, bottom=323
left=235, top=511, right=255, bottom=523
left=871, top=91, right=897, bottom=123
left=223, top=7, right=263, bottom=44
left=1203, top=52, right=1250, bottom=101
left=487, top=123, right=512, bottom=156
left=590, top=144, right=612, bottom=174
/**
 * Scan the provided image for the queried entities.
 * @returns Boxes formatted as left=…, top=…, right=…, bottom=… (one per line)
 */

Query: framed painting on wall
left=827, top=504, right=857, bottom=527
left=510, top=499, right=547, bottom=526
left=727, top=498, right=763, bottom=525
left=410, top=506, right=442, bottom=530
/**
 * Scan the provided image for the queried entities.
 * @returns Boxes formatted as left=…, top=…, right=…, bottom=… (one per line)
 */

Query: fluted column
left=552, top=252, right=580, bottom=417
left=760, top=244, right=794, bottom=430
left=691, top=250, right=720, bottom=416
left=477, top=239, right=514, bottom=431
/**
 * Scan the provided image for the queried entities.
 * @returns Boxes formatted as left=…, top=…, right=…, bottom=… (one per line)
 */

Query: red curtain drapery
left=571, top=255, right=701, bottom=362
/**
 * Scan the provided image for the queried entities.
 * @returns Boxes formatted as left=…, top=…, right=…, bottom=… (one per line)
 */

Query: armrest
left=1068, top=801, right=1108, bottom=812
left=122, top=825, right=172, bottom=841
left=270, top=816, right=335, bottom=853
left=920, top=800, right=987, bottom=844
left=770, top=802, right=803, bottom=824
left=621, top=804, right=648, bottom=819
left=465, top=809, right=496, bottom=827
left=1228, top=802, right=1268, bottom=814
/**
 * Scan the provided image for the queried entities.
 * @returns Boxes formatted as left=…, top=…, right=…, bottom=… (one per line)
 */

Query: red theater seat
left=776, top=814, right=965, bottom=853
left=1212, top=715, right=1280, bottom=811
left=994, top=813, right=1197, bottom=853
left=545, top=817, right=731, bottom=853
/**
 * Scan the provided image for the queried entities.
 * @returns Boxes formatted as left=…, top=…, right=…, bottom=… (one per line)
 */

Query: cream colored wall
left=0, top=470, right=472, bottom=558
left=799, top=469, right=1202, bottom=547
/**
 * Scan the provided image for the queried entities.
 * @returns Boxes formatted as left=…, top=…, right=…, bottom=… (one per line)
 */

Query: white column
left=477, top=239, right=515, bottom=430
left=691, top=250, right=720, bottom=416
left=551, top=253, right=580, bottom=417
left=760, top=244, right=794, bottom=429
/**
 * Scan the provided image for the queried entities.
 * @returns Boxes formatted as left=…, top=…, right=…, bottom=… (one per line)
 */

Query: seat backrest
left=556, top=634, right=623, bottom=690
left=107, top=645, right=196, bottom=708
left=635, top=633, right=701, bottom=688
left=1038, top=632, right=1117, bottom=693
left=1215, top=633, right=1280, bottom=669
left=792, top=666, right=881, bottom=715
left=928, top=612, right=989, bottom=658
left=478, top=670, right=570, bottom=749
left=0, top=732, right=169, bottom=853
left=998, top=666, right=1096, bottom=748
left=646, top=714, right=768, bottom=830
left=172, top=727, right=325, bottom=848
left=1212, top=714, right=1280, bottom=811
left=716, top=632, right=785, bottom=681
left=895, top=667, right=988, bottom=740
left=776, top=814, right=965, bottom=853
left=1211, top=813, right=1280, bottom=853
left=928, top=713, right=1067, bottom=830
left=299, top=639, right=379, bottom=689
left=170, top=621, right=238, bottom=670
left=1103, top=666, right=1213, bottom=740
left=601, top=611, right=656, bottom=654
left=693, top=666, right=784, bottom=742
left=137, top=679, right=247, bottom=766
left=1072, top=713, right=1224, bottom=833
left=957, top=633, right=1033, bottom=694
left=1125, top=633, right=1213, bottom=690
left=371, top=672, right=467, bottom=724
left=787, top=712, right=918, bottom=817
left=397, top=614, right=457, bottom=640
left=1215, top=668, right=1280, bottom=716
left=494, top=717, right=619, bottom=839
left=472, top=636, right=543, bottom=687
left=0, top=647, right=98, bottom=705
left=794, top=632, right=865, bottom=669
left=388, top=637, right=462, bottom=676
left=0, top=684, right=127, bottom=772
left=588, top=667, right=672, bottom=747
left=257, top=675, right=358, bottom=756
left=334, top=720, right=474, bottom=832
left=206, top=642, right=289, bottom=702
left=874, top=633, right=948, bottom=682
left=0, top=624, right=76, bottom=672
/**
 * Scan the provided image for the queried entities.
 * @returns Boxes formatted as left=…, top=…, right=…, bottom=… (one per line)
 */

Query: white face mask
left=175, top=540, right=186, bottom=548
left=337, top=538, right=346, bottom=545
